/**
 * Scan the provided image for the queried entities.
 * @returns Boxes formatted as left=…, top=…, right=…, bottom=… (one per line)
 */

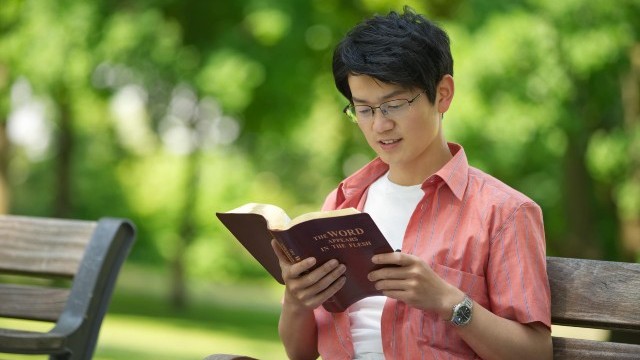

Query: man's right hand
left=271, top=239, right=347, bottom=311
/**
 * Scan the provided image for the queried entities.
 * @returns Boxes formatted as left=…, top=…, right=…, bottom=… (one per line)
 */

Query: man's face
left=347, top=74, right=449, bottom=185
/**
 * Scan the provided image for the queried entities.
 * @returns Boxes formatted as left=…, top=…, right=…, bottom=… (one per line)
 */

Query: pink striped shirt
left=314, top=143, right=551, bottom=359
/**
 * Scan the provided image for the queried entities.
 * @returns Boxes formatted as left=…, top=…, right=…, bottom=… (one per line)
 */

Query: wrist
left=438, top=286, right=465, bottom=320
left=282, top=291, right=313, bottom=314
left=450, top=294, right=473, bottom=326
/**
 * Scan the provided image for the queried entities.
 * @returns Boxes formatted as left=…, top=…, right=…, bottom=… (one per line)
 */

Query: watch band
left=450, top=294, right=473, bottom=326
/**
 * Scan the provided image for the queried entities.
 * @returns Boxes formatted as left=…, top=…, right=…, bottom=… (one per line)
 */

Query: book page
left=228, top=203, right=291, bottom=230
left=227, top=203, right=360, bottom=231
left=287, top=207, right=360, bottom=229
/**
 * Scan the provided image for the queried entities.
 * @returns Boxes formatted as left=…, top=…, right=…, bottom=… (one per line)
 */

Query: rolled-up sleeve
left=487, top=202, right=551, bottom=329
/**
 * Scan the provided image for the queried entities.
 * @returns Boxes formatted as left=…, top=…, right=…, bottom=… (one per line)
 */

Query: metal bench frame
left=0, top=215, right=136, bottom=360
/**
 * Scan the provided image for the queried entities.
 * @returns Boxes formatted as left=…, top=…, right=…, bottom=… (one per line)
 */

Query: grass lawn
left=97, top=264, right=288, bottom=360
left=94, top=314, right=285, bottom=360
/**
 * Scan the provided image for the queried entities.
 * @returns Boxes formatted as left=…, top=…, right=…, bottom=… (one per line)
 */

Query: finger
left=373, top=278, right=408, bottom=292
left=271, top=240, right=318, bottom=283
left=302, top=270, right=347, bottom=308
left=271, top=239, right=316, bottom=268
left=379, top=289, right=409, bottom=301
left=270, top=239, right=289, bottom=263
left=289, top=263, right=346, bottom=308
left=296, top=259, right=341, bottom=288
left=314, top=275, right=347, bottom=304
left=271, top=239, right=295, bottom=264
left=306, top=262, right=346, bottom=294
left=371, top=252, right=406, bottom=265
left=368, top=265, right=409, bottom=282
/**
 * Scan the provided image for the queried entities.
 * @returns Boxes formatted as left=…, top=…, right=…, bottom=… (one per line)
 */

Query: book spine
left=270, top=230, right=301, bottom=263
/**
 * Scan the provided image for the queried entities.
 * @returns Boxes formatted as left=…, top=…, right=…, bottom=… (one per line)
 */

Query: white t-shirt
left=349, top=172, right=424, bottom=358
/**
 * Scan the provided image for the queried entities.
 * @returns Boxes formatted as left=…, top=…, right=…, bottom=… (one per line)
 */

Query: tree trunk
left=562, top=128, right=600, bottom=259
left=619, top=43, right=640, bottom=261
left=170, top=149, right=201, bottom=309
left=609, top=48, right=640, bottom=341
left=0, top=120, right=10, bottom=214
left=54, top=90, right=73, bottom=218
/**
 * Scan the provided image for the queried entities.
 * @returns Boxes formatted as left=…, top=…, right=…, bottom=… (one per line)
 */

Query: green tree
left=447, top=0, right=640, bottom=259
left=2, top=0, right=638, bottom=313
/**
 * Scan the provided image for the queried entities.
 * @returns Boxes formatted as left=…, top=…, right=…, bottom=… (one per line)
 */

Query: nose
left=371, top=108, right=394, bottom=133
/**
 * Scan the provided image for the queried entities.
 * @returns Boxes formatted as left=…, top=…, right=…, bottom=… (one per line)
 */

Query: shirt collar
left=338, top=142, right=469, bottom=205
left=432, top=143, right=469, bottom=201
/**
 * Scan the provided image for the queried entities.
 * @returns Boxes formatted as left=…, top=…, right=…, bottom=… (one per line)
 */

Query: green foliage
left=2, top=0, right=639, bottom=295
left=197, top=49, right=266, bottom=113
left=445, top=0, right=640, bottom=258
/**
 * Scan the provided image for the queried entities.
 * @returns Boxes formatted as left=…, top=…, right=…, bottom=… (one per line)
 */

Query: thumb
left=271, top=239, right=293, bottom=265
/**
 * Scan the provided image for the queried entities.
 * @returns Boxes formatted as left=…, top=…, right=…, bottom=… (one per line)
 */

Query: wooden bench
left=547, top=256, right=640, bottom=359
left=204, top=256, right=640, bottom=359
left=0, top=215, right=136, bottom=360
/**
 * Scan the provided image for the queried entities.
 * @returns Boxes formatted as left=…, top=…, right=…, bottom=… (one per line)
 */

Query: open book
left=216, top=203, right=394, bottom=312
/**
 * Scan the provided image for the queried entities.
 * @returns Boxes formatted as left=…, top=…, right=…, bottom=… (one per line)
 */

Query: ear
left=436, top=75, right=454, bottom=114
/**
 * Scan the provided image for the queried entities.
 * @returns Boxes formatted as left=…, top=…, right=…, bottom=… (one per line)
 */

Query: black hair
left=332, top=6, right=453, bottom=104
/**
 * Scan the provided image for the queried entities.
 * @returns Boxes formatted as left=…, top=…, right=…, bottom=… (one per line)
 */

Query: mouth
left=379, top=139, right=401, bottom=145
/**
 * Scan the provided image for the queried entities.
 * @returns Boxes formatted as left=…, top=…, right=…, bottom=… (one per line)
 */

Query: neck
left=388, top=140, right=453, bottom=186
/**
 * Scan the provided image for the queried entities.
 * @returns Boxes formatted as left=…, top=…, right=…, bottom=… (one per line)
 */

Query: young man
left=271, top=7, right=552, bottom=360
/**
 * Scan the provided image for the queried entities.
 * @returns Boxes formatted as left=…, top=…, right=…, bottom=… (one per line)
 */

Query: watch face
left=452, top=297, right=473, bottom=326
left=458, top=305, right=471, bottom=322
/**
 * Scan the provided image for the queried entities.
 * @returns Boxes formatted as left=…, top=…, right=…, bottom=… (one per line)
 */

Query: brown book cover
left=216, top=203, right=394, bottom=312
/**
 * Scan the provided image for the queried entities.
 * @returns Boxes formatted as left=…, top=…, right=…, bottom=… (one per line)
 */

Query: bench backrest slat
left=552, top=337, right=640, bottom=360
left=0, top=284, right=69, bottom=321
left=547, top=256, right=640, bottom=332
left=0, top=216, right=94, bottom=278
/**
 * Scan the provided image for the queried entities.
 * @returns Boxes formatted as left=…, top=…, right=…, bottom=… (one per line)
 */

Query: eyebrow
left=352, top=89, right=410, bottom=104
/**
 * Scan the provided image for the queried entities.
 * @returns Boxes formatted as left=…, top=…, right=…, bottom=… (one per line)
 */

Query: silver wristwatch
left=450, top=295, right=473, bottom=326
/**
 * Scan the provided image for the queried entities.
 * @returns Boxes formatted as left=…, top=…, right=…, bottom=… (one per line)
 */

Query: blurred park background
left=1, top=0, right=639, bottom=358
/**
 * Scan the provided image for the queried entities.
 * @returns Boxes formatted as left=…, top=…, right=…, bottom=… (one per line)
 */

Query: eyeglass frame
left=342, top=91, right=425, bottom=123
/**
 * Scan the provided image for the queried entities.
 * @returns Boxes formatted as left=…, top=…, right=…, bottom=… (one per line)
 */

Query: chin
left=378, top=156, right=400, bottom=167
left=374, top=152, right=390, bottom=163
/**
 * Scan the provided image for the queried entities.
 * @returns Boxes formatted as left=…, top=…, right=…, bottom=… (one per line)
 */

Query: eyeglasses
left=343, top=92, right=424, bottom=123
